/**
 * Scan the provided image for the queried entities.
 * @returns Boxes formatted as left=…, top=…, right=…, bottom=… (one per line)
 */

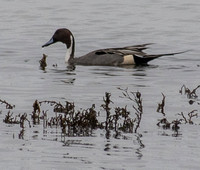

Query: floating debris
left=52, top=64, right=57, bottom=68
left=39, top=54, right=48, bottom=70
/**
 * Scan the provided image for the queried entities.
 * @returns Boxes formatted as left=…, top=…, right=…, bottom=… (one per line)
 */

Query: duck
left=42, top=28, right=186, bottom=66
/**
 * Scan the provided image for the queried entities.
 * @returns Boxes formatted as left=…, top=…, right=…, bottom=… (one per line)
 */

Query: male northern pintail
left=42, top=28, right=186, bottom=66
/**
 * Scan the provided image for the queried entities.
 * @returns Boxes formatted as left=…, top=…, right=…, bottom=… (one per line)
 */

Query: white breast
left=122, top=55, right=135, bottom=65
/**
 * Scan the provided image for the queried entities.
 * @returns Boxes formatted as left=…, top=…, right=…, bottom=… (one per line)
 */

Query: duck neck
left=65, top=35, right=75, bottom=63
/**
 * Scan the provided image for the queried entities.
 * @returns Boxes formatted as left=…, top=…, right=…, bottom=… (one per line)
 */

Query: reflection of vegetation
left=135, top=133, right=145, bottom=159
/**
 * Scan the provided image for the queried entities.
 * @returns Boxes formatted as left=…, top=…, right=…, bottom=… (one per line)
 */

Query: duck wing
left=95, top=43, right=152, bottom=56
left=94, top=44, right=187, bottom=65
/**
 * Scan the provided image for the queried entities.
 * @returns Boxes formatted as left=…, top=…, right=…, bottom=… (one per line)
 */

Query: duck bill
left=42, top=38, right=55, bottom=48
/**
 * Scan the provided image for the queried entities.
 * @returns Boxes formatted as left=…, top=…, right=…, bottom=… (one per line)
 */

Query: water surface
left=0, top=0, right=200, bottom=169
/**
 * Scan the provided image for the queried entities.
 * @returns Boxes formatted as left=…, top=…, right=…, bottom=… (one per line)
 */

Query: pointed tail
left=134, top=50, right=190, bottom=65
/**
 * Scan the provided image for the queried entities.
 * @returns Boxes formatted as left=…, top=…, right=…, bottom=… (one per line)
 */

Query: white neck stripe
left=65, top=35, right=73, bottom=63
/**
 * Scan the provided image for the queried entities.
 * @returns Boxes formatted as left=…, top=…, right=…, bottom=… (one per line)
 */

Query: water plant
left=157, top=93, right=165, bottom=116
left=39, top=100, right=99, bottom=136
left=156, top=91, right=199, bottom=134
left=32, top=100, right=41, bottom=124
left=178, top=110, right=198, bottom=124
left=3, top=111, right=19, bottom=124
left=118, top=88, right=143, bottom=133
left=3, top=111, right=31, bottom=130
left=156, top=93, right=181, bottom=132
left=179, top=84, right=200, bottom=99
left=1, top=85, right=200, bottom=140
left=0, top=99, right=15, bottom=109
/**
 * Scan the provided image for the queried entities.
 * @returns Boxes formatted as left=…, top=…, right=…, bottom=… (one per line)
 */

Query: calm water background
left=0, top=0, right=200, bottom=169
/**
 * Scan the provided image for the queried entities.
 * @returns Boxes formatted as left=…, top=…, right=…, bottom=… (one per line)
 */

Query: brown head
left=42, top=28, right=75, bottom=61
left=42, top=28, right=74, bottom=48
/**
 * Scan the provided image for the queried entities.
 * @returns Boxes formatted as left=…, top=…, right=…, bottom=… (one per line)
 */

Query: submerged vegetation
left=0, top=84, right=199, bottom=140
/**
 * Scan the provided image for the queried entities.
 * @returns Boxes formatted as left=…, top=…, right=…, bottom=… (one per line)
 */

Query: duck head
left=42, top=28, right=75, bottom=62
left=42, top=28, right=74, bottom=49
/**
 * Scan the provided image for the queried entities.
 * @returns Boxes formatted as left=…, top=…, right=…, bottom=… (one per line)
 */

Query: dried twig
left=118, top=88, right=143, bottom=133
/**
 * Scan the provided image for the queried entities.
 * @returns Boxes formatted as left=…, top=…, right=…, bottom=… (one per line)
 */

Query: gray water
left=0, top=0, right=200, bottom=169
